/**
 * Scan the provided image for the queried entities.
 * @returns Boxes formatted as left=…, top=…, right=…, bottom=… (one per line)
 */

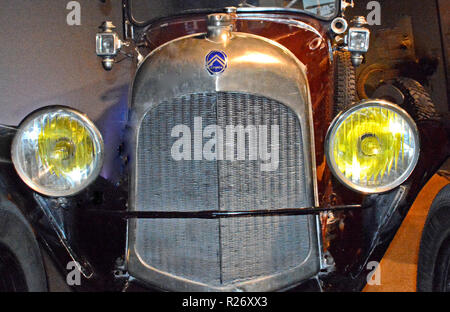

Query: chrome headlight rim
left=325, top=99, right=420, bottom=194
left=11, top=106, right=104, bottom=197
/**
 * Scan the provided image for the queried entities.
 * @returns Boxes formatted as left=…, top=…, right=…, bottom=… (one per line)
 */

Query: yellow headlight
left=11, top=107, right=103, bottom=197
left=38, top=116, right=94, bottom=177
left=326, top=100, right=419, bottom=193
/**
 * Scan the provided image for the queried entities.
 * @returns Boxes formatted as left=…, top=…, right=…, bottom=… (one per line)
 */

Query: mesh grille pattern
left=135, top=92, right=312, bottom=286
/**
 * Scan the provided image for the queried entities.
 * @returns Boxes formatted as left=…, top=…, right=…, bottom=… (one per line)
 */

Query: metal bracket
left=34, top=194, right=94, bottom=279
left=341, top=0, right=355, bottom=15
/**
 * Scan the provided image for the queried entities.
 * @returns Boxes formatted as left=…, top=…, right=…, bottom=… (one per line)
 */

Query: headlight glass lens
left=326, top=101, right=419, bottom=193
left=12, top=108, right=103, bottom=196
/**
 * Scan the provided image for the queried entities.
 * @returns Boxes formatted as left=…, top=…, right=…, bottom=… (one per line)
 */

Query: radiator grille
left=135, top=92, right=313, bottom=287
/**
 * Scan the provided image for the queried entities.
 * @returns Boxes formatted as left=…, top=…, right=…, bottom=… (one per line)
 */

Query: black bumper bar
left=89, top=204, right=363, bottom=219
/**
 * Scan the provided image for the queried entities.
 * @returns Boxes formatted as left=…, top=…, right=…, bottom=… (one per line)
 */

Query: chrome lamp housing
left=325, top=100, right=420, bottom=194
left=11, top=107, right=104, bottom=197
left=96, top=21, right=123, bottom=70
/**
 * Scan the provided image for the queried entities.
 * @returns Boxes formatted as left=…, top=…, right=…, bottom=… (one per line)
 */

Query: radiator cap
left=207, top=13, right=233, bottom=42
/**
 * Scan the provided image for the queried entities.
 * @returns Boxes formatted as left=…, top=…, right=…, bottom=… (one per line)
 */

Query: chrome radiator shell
left=127, top=33, right=321, bottom=291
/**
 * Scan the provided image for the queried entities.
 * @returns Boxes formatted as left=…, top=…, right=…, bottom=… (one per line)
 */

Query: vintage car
left=0, top=0, right=449, bottom=292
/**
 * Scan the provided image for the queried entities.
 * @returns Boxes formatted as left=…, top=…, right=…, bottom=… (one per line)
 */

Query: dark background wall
left=438, top=0, right=449, bottom=109
left=350, top=0, right=449, bottom=113
left=0, top=0, right=131, bottom=126
left=0, top=0, right=448, bottom=127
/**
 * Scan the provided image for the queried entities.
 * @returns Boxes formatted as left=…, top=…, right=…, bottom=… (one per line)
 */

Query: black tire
left=375, top=77, right=440, bottom=122
left=0, top=200, right=47, bottom=292
left=334, top=51, right=357, bottom=115
left=417, top=184, right=450, bottom=292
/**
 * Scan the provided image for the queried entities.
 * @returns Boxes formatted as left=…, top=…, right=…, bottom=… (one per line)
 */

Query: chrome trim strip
left=235, top=6, right=337, bottom=19
left=237, top=14, right=324, bottom=39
